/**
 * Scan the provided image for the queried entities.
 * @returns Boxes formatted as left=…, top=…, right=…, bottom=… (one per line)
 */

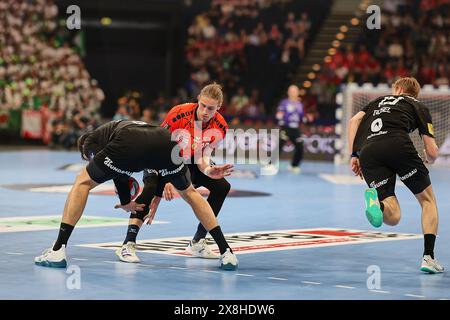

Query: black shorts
left=187, top=163, right=228, bottom=190
left=359, top=136, right=431, bottom=201
left=148, top=161, right=227, bottom=198
left=86, top=127, right=191, bottom=191
left=87, top=156, right=191, bottom=192
left=86, top=137, right=135, bottom=184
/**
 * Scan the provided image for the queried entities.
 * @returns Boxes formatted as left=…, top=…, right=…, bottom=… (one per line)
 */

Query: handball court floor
left=0, top=149, right=449, bottom=300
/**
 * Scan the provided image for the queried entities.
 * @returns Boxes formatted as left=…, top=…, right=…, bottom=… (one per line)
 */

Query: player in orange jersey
left=116, top=83, right=235, bottom=263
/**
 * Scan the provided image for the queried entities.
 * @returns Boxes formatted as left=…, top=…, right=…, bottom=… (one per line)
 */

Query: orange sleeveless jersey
left=160, top=103, right=228, bottom=158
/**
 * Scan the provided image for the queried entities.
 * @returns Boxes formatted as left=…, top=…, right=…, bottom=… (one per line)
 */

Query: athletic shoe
left=219, top=248, right=238, bottom=271
left=34, top=245, right=67, bottom=268
left=364, top=188, right=383, bottom=228
left=185, top=239, right=219, bottom=259
left=421, top=255, right=444, bottom=274
left=260, top=164, right=279, bottom=175
left=289, top=166, right=301, bottom=174
left=116, top=242, right=140, bottom=263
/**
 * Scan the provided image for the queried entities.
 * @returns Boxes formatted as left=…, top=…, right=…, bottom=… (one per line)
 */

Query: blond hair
left=393, top=77, right=421, bottom=98
left=199, top=82, right=224, bottom=105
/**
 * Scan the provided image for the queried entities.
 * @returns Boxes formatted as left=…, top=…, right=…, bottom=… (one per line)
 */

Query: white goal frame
left=334, top=83, right=450, bottom=166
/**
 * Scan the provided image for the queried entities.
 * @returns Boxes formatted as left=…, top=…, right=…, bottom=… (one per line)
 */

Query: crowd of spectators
left=336, top=0, right=447, bottom=86
left=104, top=0, right=449, bottom=138
left=0, top=0, right=104, bottom=147
left=309, top=0, right=450, bottom=115
left=183, top=0, right=328, bottom=125
left=1, top=0, right=335, bottom=146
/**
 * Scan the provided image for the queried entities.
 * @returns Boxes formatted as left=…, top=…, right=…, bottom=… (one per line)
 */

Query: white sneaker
left=220, top=248, right=238, bottom=271
left=34, top=245, right=67, bottom=268
left=116, top=242, right=140, bottom=263
left=289, top=166, right=301, bottom=174
left=261, top=164, right=279, bottom=175
left=421, top=255, right=444, bottom=274
left=185, top=239, right=219, bottom=259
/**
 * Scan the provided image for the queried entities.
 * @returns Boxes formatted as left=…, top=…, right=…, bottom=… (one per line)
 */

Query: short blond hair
left=199, top=82, right=223, bottom=105
left=393, top=77, right=421, bottom=98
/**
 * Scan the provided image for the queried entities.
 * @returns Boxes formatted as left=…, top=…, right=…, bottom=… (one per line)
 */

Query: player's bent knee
left=415, top=185, right=436, bottom=205
left=386, top=214, right=401, bottom=226
left=76, top=168, right=98, bottom=189
left=177, top=184, right=196, bottom=201
left=129, top=206, right=149, bottom=221
left=212, top=180, right=231, bottom=196
left=223, top=180, right=231, bottom=194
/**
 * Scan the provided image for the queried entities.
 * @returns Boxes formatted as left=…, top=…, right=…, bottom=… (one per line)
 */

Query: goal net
left=335, top=83, right=450, bottom=165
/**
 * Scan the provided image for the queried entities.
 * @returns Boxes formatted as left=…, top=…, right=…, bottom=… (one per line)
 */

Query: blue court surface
left=1, top=149, right=449, bottom=300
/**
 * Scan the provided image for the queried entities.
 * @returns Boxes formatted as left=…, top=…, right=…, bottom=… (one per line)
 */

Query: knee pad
left=135, top=174, right=159, bottom=204
left=129, top=205, right=149, bottom=221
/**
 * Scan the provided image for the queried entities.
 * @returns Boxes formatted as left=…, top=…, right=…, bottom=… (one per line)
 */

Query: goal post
left=334, top=83, right=450, bottom=165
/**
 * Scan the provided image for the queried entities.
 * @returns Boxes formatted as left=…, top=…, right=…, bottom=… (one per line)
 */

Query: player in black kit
left=34, top=120, right=239, bottom=270
left=77, top=127, right=147, bottom=211
left=347, top=77, right=443, bottom=273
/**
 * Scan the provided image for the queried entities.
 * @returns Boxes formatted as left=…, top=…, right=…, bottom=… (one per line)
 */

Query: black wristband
left=351, top=151, right=359, bottom=158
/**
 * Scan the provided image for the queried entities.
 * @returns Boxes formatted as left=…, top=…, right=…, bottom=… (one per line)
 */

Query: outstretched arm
left=113, top=177, right=132, bottom=206
left=423, top=135, right=439, bottom=164
left=347, top=111, right=365, bottom=154
left=196, top=143, right=233, bottom=179
left=348, top=111, right=366, bottom=179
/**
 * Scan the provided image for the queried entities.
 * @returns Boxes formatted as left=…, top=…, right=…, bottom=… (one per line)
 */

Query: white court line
left=334, top=285, right=355, bottom=289
left=301, top=281, right=321, bottom=285
left=4, top=252, right=24, bottom=255
left=404, top=294, right=426, bottom=298
left=73, top=259, right=441, bottom=300
left=370, top=290, right=390, bottom=294
left=98, top=260, right=430, bottom=300
left=268, top=277, right=288, bottom=281
left=139, top=264, right=155, bottom=268
left=103, top=260, right=121, bottom=265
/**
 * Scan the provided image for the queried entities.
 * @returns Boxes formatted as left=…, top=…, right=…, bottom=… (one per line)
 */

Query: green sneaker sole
left=34, top=259, right=67, bottom=268
left=420, top=267, right=443, bottom=274
left=364, top=188, right=383, bottom=228
left=420, top=267, right=435, bottom=274
left=220, top=263, right=238, bottom=271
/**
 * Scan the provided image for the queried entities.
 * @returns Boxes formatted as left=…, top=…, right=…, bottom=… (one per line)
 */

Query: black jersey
left=83, top=120, right=181, bottom=172
left=97, top=121, right=181, bottom=172
left=83, top=120, right=147, bottom=157
left=86, top=120, right=190, bottom=191
left=353, top=95, right=434, bottom=153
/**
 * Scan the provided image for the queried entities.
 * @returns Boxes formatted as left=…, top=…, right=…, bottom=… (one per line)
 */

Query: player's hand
left=205, top=164, right=234, bottom=179
left=422, top=149, right=434, bottom=164
left=143, top=196, right=161, bottom=225
left=114, top=201, right=145, bottom=214
left=350, top=157, right=363, bottom=180
left=163, top=183, right=177, bottom=201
